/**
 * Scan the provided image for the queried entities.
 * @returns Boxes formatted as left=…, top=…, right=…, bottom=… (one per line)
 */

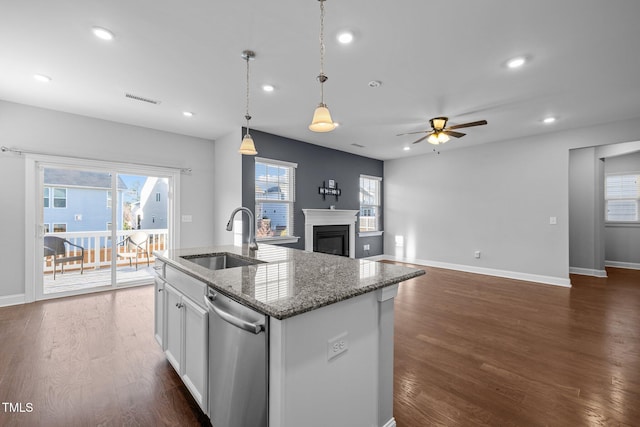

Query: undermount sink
left=181, top=253, right=265, bottom=270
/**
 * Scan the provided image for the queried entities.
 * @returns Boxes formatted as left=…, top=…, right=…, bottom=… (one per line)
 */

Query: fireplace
left=313, top=225, right=349, bottom=257
left=302, top=209, right=358, bottom=258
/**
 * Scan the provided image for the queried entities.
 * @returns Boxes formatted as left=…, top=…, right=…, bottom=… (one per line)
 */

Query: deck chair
left=44, top=236, right=85, bottom=280
left=117, top=231, right=150, bottom=270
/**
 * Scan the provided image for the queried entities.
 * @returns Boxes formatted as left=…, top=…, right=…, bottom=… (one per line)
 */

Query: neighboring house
left=44, top=169, right=127, bottom=233
left=133, top=177, right=168, bottom=229
left=256, top=185, right=289, bottom=237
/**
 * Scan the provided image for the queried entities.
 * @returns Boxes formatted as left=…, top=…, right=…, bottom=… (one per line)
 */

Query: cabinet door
left=164, top=284, right=183, bottom=374
left=153, top=277, right=165, bottom=348
left=182, top=296, right=208, bottom=413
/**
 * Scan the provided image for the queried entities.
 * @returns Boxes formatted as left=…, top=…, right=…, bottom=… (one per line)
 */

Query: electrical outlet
left=363, top=244, right=370, bottom=251
left=474, top=251, right=481, bottom=259
left=327, top=332, right=348, bottom=361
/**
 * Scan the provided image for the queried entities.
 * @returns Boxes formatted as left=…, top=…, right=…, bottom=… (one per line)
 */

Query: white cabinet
left=153, top=277, right=165, bottom=347
left=181, top=294, right=208, bottom=409
left=160, top=279, right=209, bottom=413
left=164, top=283, right=184, bottom=373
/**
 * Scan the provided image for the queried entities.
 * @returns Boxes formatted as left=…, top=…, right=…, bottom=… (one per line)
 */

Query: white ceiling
left=2, top=0, right=640, bottom=160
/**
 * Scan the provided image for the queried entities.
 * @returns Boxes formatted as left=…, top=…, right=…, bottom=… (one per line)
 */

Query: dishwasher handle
left=204, top=292, right=265, bottom=334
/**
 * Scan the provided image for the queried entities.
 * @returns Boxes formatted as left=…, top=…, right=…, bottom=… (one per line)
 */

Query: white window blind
left=359, top=175, right=382, bottom=232
left=605, top=174, right=640, bottom=222
left=255, top=158, right=297, bottom=240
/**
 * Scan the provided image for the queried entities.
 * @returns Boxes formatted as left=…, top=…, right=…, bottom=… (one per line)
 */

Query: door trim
left=25, top=154, right=181, bottom=302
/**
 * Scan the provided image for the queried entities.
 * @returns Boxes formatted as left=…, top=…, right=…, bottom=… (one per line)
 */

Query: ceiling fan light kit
left=398, top=116, right=488, bottom=147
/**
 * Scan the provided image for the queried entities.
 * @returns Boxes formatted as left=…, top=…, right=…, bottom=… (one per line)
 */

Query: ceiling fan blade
left=447, top=120, right=488, bottom=130
left=396, top=130, right=429, bottom=136
left=444, top=130, right=466, bottom=138
left=412, top=135, right=430, bottom=144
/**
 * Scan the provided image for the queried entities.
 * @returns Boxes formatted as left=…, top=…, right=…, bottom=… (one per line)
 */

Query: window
left=359, top=175, right=382, bottom=233
left=606, top=173, right=640, bottom=222
left=53, top=223, right=67, bottom=233
left=255, top=158, right=297, bottom=240
left=156, top=192, right=161, bottom=202
left=53, top=188, right=67, bottom=208
left=44, top=224, right=50, bottom=233
left=44, top=187, right=50, bottom=208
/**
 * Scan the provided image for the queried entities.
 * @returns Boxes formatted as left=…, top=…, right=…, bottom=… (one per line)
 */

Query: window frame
left=254, top=157, right=299, bottom=244
left=605, top=172, right=640, bottom=224
left=359, top=174, right=383, bottom=236
left=52, top=187, right=67, bottom=208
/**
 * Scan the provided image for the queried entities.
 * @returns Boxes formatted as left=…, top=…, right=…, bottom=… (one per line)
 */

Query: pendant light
left=309, top=0, right=336, bottom=132
left=239, top=50, right=258, bottom=155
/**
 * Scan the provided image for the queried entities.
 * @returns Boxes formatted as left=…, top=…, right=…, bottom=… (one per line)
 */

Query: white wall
left=569, top=147, right=606, bottom=276
left=384, top=116, right=640, bottom=285
left=212, top=130, right=242, bottom=245
left=604, top=151, right=640, bottom=267
left=0, top=100, right=216, bottom=300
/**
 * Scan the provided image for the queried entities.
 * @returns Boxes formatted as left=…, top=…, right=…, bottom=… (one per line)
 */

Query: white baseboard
left=0, top=293, right=26, bottom=307
left=569, top=267, right=608, bottom=277
left=605, top=260, right=640, bottom=270
left=368, top=255, right=571, bottom=288
left=381, top=417, right=396, bottom=427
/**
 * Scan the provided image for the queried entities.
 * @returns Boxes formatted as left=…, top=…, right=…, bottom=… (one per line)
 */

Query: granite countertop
left=154, top=244, right=425, bottom=320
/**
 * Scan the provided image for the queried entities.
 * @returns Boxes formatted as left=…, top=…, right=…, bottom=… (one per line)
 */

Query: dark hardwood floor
left=392, top=265, right=640, bottom=427
left=0, top=267, right=638, bottom=426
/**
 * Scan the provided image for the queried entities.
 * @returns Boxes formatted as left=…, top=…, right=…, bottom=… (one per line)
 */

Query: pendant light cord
left=318, top=0, right=327, bottom=105
left=245, top=54, right=251, bottom=136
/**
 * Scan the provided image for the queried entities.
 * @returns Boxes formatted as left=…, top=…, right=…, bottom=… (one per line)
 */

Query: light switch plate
left=182, top=215, right=193, bottom=223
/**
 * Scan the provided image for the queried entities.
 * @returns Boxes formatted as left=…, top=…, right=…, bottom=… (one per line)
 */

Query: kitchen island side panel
left=269, top=290, right=393, bottom=427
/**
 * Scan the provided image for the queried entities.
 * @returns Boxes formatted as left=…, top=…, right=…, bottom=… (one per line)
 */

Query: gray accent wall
left=241, top=129, right=384, bottom=258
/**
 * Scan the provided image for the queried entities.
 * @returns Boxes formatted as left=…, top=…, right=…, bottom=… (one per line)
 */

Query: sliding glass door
left=34, top=159, right=176, bottom=300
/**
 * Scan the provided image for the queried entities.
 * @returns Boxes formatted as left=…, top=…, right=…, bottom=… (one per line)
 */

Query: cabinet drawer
left=165, top=265, right=207, bottom=309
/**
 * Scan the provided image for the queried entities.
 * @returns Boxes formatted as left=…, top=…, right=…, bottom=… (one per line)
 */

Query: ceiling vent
left=125, top=93, right=161, bottom=105
left=351, top=143, right=365, bottom=148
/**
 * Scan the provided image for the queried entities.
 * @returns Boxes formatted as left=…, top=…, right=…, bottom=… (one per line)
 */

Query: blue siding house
left=44, top=169, right=127, bottom=233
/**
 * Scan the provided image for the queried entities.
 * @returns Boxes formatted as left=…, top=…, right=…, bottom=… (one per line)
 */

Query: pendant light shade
left=239, top=133, right=257, bottom=155
left=239, top=50, right=258, bottom=155
left=309, top=103, right=336, bottom=132
left=309, top=0, right=335, bottom=133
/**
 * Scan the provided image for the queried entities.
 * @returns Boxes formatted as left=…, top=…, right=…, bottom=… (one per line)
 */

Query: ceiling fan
left=397, top=116, right=488, bottom=145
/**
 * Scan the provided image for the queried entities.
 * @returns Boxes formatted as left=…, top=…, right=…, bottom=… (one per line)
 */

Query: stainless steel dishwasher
left=204, top=287, right=268, bottom=427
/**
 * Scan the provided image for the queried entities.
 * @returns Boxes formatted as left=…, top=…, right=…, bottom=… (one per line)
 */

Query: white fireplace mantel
left=302, top=209, right=359, bottom=258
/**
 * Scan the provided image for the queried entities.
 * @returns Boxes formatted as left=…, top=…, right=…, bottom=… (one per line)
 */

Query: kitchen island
left=154, top=244, right=424, bottom=427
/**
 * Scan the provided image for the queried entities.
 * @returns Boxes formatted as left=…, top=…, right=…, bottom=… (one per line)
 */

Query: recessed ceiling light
left=33, top=74, right=51, bottom=83
left=183, top=111, right=194, bottom=117
left=92, top=26, right=115, bottom=41
left=403, top=146, right=411, bottom=151
left=337, top=31, right=354, bottom=44
left=542, top=116, right=557, bottom=124
left=506, top=56, right=527, bottom=69
left=262, top=84, right=274, bottom=92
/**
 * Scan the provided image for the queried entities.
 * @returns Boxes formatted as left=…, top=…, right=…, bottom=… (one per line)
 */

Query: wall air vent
left=125, top=93, right=161, bottom=105
left=351, top=143, right=365, bottom=148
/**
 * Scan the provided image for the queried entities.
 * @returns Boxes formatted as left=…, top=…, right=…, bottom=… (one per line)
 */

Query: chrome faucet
left=226, top=207, right=258, bottom=250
